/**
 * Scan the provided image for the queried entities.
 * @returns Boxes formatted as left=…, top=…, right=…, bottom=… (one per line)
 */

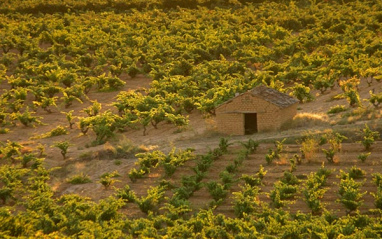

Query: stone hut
left=215, top=85, right=299, bottom=135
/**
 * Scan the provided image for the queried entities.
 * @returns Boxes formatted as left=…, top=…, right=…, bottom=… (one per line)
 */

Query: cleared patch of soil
left=1, top=73, right=382, bottom=217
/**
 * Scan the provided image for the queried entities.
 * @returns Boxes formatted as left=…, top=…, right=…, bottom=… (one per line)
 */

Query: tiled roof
left=249, top=85, right=299, bottom=108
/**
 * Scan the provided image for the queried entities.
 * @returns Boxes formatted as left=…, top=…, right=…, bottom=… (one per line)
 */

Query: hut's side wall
left=216, top=92, right=282, bottom=135
left=277, top=102, right=298, bottom=129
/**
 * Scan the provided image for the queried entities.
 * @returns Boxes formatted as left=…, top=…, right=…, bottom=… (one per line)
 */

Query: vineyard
left=1, top=0, right=382, bottom=237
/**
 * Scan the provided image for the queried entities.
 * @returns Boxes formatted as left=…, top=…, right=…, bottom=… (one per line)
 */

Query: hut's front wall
left=216, top=112, right=244, bottom=135
left=216, top=92, right=282, bottom=135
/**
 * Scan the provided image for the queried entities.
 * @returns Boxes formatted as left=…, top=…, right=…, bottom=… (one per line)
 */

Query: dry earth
left=1, top=74, right=382, bottom=217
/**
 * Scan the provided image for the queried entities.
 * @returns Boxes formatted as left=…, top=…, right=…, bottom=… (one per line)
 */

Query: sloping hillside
left=2, top=0, right=382, bottom=237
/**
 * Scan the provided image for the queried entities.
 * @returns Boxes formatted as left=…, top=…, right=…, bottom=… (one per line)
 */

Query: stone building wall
left=278, top=103, right=298, bottom=129
left=216, top=112, right=244, bottom=135
left=216, top=92, right=298, bottom=135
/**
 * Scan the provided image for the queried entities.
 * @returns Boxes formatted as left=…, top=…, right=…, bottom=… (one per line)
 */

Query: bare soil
left=1, top=74, right=382, bottom=217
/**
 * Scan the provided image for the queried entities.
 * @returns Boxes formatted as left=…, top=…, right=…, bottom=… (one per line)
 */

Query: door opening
left=244, top=113, right=258, bottom=135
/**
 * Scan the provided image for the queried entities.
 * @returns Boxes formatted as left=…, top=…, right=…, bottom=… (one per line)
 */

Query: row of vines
left=2, top=133, right=382, bottom=237
left=1, top=0, right=382, bottom=142
left=1, top=0, right=382, bottom=237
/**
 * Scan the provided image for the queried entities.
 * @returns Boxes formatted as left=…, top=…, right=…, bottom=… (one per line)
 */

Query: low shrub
left=292, top=113, right=329, bottom=128
left=241, top=174, right=262, bottom=187
left=51, top=141, right=72, bottom=159
left=358, top=152, right=371, bottom=163
left=337, top=176, right=366, bottom=214
left=339, top=167, right=365, bottom=180
left=99, top=170, right=120, bottom=189
left=360, top=124, right=380, bottom=151
left=115, top=185, right=136, bottom=203
left=67, top=173, right=92, bottom=184
left=206, top=181, right=228, bottom=202
left=137, top=185, right=167, bottom=214
left=327, top=105, right=347, bottom=114
left=232, top=184, right=260, bottom=218
left=41, top=125, right=68, bottom=138
left=0, top=128, right=9, bottom=134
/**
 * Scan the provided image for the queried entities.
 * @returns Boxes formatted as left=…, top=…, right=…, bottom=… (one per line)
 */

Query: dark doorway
left=244, top=113, right=258, bottom=135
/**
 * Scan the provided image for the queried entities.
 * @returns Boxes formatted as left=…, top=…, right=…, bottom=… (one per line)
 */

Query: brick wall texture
left=216, top=92, right=298, bottom=135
